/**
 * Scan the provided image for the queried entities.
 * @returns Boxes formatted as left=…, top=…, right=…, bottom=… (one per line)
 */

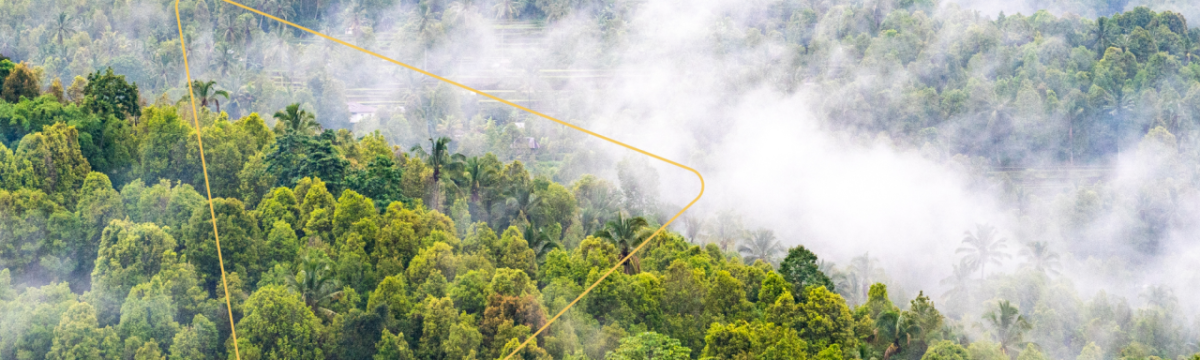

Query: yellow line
left=175, top=2, right=241, bottom=359
left=195, top=1, right=705, bottom=358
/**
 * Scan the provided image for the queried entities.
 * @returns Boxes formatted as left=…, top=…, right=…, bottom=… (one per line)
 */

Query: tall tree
left=738, top=229, right=785, bottom=265
left=410, top=136, right=463, bottom=211
left=51, top=13, right=75, bottom=49
left=273, top=103, right=320, bottom=136
left=189, top=80, right=229, bottom=113
left=1, top=63, right=39, bottom=103
left=983, top=300, right=1030, bottom=356
left=83, top=68, right=141, bottom=121
left=957, top=224, right=1009, bottom=279
left=778, top=245, right=834, bottom=295
left=594, top=212, right=649, bottom=274
left=231, top=285, right=326, bottom=360
left=287, top=250, right=344, bottom=319
left=1018, top=241, right=1060, bottom=275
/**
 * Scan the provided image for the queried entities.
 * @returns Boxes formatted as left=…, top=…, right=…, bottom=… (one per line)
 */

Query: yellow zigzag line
left=175, top=1, right=704, bottom=358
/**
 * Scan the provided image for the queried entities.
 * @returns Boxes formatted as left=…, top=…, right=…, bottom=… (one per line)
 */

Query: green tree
left=118, top=281, right=180, bottom=347
left=2, top=63, right=39, bottom=103
left=462, top=154, right=501, bottom=212
left=0, top=188, right=77, bottom=282
left=90, top=220, right=178, bottom=325
left=594, top=212, right=649, bottom=274
left=189, top=80, right=229, bottom=113
left=328, top=304, right=387, bottom=360
left=50, top=13, right=75, bottom=48
left=14, top=122, right=92, bottom=205
left=496, top=226, right=538, bottom=278
left=778, top=245, right=834, bottom=295
left=83, top=67, right=141, bottom=120
left=345, top=154, right=406, bottom=208
left=135, top=106, right=192, bottom=184
left=231, top=285, right=325, bottom=360
left=374, top=329, right=415, bottom=360
left=287, top=250, right=344, bottom=319
left=739, top=229, right=785, bottom=265
left=332, top=190, right=376, bottom=240
left=797, top=285, right=857, bottom=352
left=263, top=221, right=300, bottom=267
left=984, top=300, right=1030, bottom=356
left=705, top=270, right=749, bottom=321
left=605, top=332, right=692, bottom=360
left=273, top=103, right=320, bottom=136
left=367, top=274, right=413, bottom=326
left=181, top=197, right=263, bottom=289
left=1017, top=343, right=1049, bottom=360
left=257, top=187, right=302, bottom=233
left=45, top=302, right=111, bottom=360
left=168, top=315, right=219, bottom=360
left=922, top=340, right=970, bottom=360
left=410, top=136, right=464, bottom=211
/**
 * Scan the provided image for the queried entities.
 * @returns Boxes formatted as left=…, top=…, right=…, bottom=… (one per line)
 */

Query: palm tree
left=957, top=224, right=1010, bottom=280
left=493, top=0, right=522, bottom=20
left=877, top=310, right=921, bottom=360
left=1019, top=241, right=1060, bottom=275
left=595, top=212, right=650, bottom=274
left=523, top=225, right=561, bottom=263
left=503, top=185, right=541, bottom=228
left=984, top=300, right=1030, bottom=356
left=708, top=210, right=745, bottom=251
left=1140, top=285, right=1178, bottom=311
left=191, top=80, right=231, bottom=113
left=839, top=253, right=884, bottom=305
left=230, top=82, right=258, bottom=119
left=411, top=137, right=465, bottom=211
left=678, top=212, right=704, bottom=243
left=940, top=259, right=975, bottom=312
left=287, top=254, right=344, bottom=319
left=274, top=103, right=321, bottom=135
left=461, top=155, right=500, bottom=208
left=737, top=229, right=784, bottom=265
left=212, top=43, right=238, bottom=77
left=52, top=13, right=75, bottom=51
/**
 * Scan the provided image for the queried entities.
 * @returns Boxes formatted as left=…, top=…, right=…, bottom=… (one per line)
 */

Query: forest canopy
left=0, top=0, right=1199, bottom=359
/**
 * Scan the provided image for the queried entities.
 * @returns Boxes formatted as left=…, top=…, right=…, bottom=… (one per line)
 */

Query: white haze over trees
left=3, top=0, right=1200, bottom=358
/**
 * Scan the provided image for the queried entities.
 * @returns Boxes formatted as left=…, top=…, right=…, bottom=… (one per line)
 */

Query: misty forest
left=2, top=0, right=1200, bottom=359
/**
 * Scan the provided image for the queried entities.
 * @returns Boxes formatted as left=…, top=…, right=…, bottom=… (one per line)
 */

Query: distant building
left=347, top=102, right=377, bottom=123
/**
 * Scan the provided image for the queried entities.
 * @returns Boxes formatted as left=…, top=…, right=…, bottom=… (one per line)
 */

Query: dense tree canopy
left=1, top=0, right=1199, bottom=359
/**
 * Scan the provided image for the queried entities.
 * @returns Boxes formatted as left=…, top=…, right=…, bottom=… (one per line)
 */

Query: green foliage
left=605, top=331, right=692, bottom=360
left=700, top=320, right=808, bottom=360
left=779, top=245, right=834, bottom=295
left=83, top=68, right=140, bottom=120
left=182, top=197, right=263, bottom=288
left=2, top=63, right=39, bottom=103
left=230, top=285, right=325, bottom=360
left=89, top=220, right=177, bottom=325
left=374, top=329, right=415, bottom=360
left=14, top=122, right=92, bottom=205
left=922, top=340, right=971, bottom=360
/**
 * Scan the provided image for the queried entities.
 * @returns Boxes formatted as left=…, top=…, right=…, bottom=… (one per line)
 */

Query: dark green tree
left=189, top=80, right=229, bottom=113
left=594, top=212, right=650, bottom=274
left=83, top=68, right=141, bottom=120
left=778, top=245, right=834, bottom=295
